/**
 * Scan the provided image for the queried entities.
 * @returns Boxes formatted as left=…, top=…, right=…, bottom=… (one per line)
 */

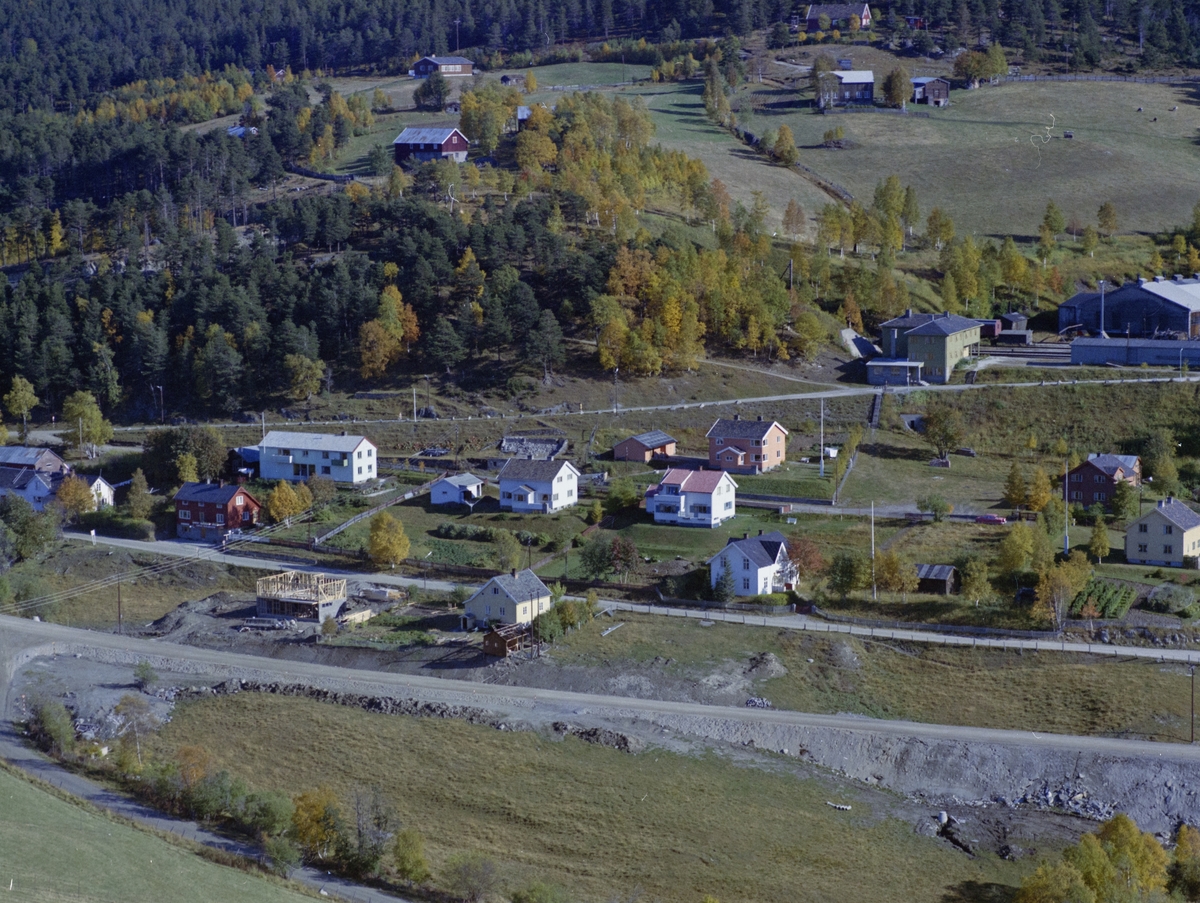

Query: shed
left=482, top=622, right=530, bottom=657
left=1000, top=312, right=1029, bottom=331
left=915, top=563, right=958, bottom=595
left=612, top=429, right=677, bottom=462
left=911, top=76, right=950, bottom=106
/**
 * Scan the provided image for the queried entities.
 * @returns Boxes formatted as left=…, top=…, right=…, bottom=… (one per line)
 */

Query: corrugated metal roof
left=438, top=473, right=483, bottom=488
left=835, top=70, right=874, bottom=83
left=261, top=431, right=373, bottom=454
left=392, top=126, right=465, bottom=145
left=912, top=76, right=949, bottom=85
left=0, top=447, right=63, bottom=469
left=624, top=430, right=676, bottom=449
left=418, top=55, right=474, bottom=65
left=916, top=563, right=956, bottom=580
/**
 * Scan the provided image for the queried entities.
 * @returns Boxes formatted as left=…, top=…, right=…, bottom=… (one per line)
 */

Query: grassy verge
left=553, top=613, right=1195, bottom=740
left=0, top=763, right=317, bottom=903
left=152, top=692, right=1031, bottom=903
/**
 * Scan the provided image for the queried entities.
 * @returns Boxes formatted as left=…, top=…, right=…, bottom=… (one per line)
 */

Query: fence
left=313, top=474, right=443, bottom=545
left=654, top=590, right=797, bottom=614
left=809, top=604, right=1056, bottom=639
left=821, top=106, right=931, bottom=117
left=284, top=164, right=356, bottom=183
left=791, top=160, right=854, bottom=202
left=1007, top=73, right=1200, bottom=84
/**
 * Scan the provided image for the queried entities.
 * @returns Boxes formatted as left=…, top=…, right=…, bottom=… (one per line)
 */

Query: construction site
left=255, top=571, right=348, bottom=622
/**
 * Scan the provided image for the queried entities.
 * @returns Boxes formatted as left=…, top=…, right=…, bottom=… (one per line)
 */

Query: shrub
left=78, top=509, right=156, bottom=541
left=243, top=790, right=295, bottom=836
left=1146, top=583, right=1195, bottom=614
left=27, top=698, right=76, bottom=756
left=263, top=834, right=302, bottom=877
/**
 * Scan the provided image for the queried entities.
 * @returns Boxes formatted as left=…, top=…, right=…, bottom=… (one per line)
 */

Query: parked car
left=975, top=514, right=1007, bottom=525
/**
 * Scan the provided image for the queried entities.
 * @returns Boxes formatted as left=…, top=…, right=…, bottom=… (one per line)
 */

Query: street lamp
left=423, top=550, right=433, bottom=590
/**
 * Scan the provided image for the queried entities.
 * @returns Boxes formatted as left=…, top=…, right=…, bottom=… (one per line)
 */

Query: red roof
left=660, top=468, right=732, bottom=494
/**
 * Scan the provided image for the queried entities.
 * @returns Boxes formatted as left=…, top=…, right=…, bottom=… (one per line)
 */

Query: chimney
left=511, top=568, right=517, bottom=578
left=1138, top=276, right=1146, bottom=286
left=757, top=415, right=763, bottom=421
left=743, top=532, right=749, bottom=540
left=758, top=529, right=763, bottom=536
left=733, top=413, right=740, bottom=421
left=905, top=308, right=913, bottom=317
left=1155, top=275, right=1166, bottom=282
left=1175, top=274, right=1184, bottom=282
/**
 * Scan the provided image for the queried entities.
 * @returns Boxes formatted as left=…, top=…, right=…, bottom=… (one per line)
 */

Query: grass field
left=552, top=612, right=1196, bottom=739
left=152, top=692, right=1031, bottom=903
left=0, top=765, right=315, bottom=903
left=732, top=77, right=1200, bottom=238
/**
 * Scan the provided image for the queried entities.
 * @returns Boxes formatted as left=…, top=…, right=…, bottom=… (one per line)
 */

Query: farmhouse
left=911, top=77, right=950, bottom=106
left=256, top=571, right=347, bottom=622
left=497, top=459, right=579, bottom=513
left=392, top=126, right=470, bottom=165
left=1068, top=454, right=1140, bottom=509
left=173, top=481, right=261, bottom=541
left=0, top=468, right=61, bottom=511
left=902, top=313, right=982, bottom=384
left=259, top=431, right=377, bottom=485
left=1059, top=275, right=1200, bottom=337
left=1125, top=498, right=1200, bottom=568
left=645, top=468, right=737, bottom=528
left=430, top=473, right=485, bottom=506
left=84, top=474, right=115, bottom=508
left=462, top=568, right=551, bottom=630
left=613, top=430, right=677, bottom=462
left=915, top=564, right=958, bottom=595
left=706, top=414, right=788, bottom=473
left=708, top=530, right=791, bottom=597
left=0, top=446, right=70, bottom=476
left=803, top=3, right=871, bottom=30
left=832, top=70, right=874, bottom=104
left=409, top=55, right=474, bottom=77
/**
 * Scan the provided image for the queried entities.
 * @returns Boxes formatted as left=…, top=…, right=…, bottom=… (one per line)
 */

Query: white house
left=462, top=568, right=552, bottom=629
left=258, top=431, right=378, bottom=485
left=0, top=468, right=61, bottom=511
left=431, top=473, right=485, bottom=506
left=84, top=475, right=115, bottom=508
left=497, top=459, right=580, bottom=513
left=708, top=530, right=792, bottom=597
left=645, top=468, right=738, bottom=528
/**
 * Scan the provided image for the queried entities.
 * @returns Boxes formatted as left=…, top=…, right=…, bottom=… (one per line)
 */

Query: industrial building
left=1059, top=276, right=1200, bottom=337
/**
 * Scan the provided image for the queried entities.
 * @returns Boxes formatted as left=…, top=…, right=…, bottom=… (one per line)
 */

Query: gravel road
left=5, top=614, right=1200, bottom=834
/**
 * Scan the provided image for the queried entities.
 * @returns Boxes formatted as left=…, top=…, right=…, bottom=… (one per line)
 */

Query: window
left=1139, top=523, right=1149, bottom=533
left=492, top=587, right=498, bottom=594
left=485, top=604, right=491, bottom=615
left=503, top=492, right=512, bottom=499
left=567, top=489, right=574, bottom=497
left=724, top=501, right=733, bottom=510
left=1095, top=492, right=1106, bottom=501
left=1094, top=475, right=1104, bottom=483
left=743, top=578, right=750, bottom=590
left=179, top=510, right=191, bottom=520
left=1165, top=545, right=1174, bottom=555
left=752, top=440, right=761, bottom=447
left=280, top=448, right=291, bottom=456
left=322, top=466, right=330, bottom=475
left=777, top=451, right=781, bottom=458
left=1071, top=491, right=1082, bottom=501
left=302, top=450, right=309, bottom=457
left=368, top=464, right=373, bottom=473
left=721, top=556, right=728, bottom=567
left=323, top=451, right=330, bottom=459
left=357, top=450, right=362, bottom=459
left=1165, top=525, right=1175, bottom=535
left=553, top=493, right=559, bottom=501
left=754, top=455, right=761, bottom=461
left=367, top=449, right=373, bottom=457
left=500, top=607, right=506, bottom=616
left=1138, top=543, right=1148, bottom=553
left=743, top=558, right=750, bottom=570
left=556, top=475, right=562, bottom=483
left=357, top=466, right=362, bottom=475
left=216, top=514, right=224, bottom=524
left=235, top=495, right=243, bottom=506
left=1070, top=474, right=1082, bottom=482
left=694, top=505, right=709, bottom=513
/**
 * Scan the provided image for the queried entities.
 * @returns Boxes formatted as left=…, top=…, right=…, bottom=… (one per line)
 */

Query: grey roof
left=912, top=76, right=949, bottom=85
left=624, top=430, right=676, bottom=449
left=441, top=473, right=483, bottom=488
left=904, top=313, right=983, bottom=337
left=1072, top=337, right=1195, bottom=349
left=0, top=469, right=55, bottom=492
left=708, top=531, right=788, bottom=567
left=261, top=431, right=373, bottom=454
left=392, top=126, right=465, bottom=145
left=805, top=3, right=870, bottom=17
left=235, top=445, right=260, bottom=463
left=1085, top=453, right=1140, bottom=475
left=497, top=458, right=579, bottom=484
left=1066, top=279, right=1200, bottom=317
left=173, top=481, right=253, bottom=505
left=0, top=446, right=64, bottom=470
left=705, top=417, right=788, bottom=440
left=916, top=563, right=957, bottom=581
left=880, top=309, right=938, bottom=330
left=83, top=474, right=112, bottom=488
left=1000, top=312, right=1028, bottom=325
left=1144, top=498, right=1200, bottom=532
left=418, top=55, right=474, bottom=65
left=517, top=105, right=532, bottom=119
left=834, top=70, right=874, bottom=84
left=470, top=568, right=550, bottom=604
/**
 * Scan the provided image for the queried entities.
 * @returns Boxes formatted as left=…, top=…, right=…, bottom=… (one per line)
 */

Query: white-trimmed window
left=179, top=510, right=191, bottom=520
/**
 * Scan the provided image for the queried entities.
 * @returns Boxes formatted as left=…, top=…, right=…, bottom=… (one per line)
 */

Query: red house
left=1067, top=454, right=1141, bottom=509
left=706, top=415, right=789, bottom=474
left=392, top=126, right=469, bottom=165
left=804, top=2, right=871, bottom=31
left=174, top=481, right=262, bottom=542
left=409, top=55, right=474, bottom=78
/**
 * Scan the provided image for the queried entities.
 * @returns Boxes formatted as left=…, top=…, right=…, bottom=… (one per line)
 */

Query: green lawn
left=731, top=77, right=1200, bottom=238
left=0, top=765, right=315, bottom=903
left=841, top=432, right=1011, bottom=510
left=153, top=693, right=1032, bottom=903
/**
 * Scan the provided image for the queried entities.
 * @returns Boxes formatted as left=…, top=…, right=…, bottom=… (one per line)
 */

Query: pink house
left=705, top=415, right=789, bottom=474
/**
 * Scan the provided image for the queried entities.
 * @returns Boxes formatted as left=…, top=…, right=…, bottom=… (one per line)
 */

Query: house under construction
left=256, top=571, right=347, bottom=622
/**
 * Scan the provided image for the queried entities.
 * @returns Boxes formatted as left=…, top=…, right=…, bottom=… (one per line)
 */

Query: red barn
left=392, top=126, right=469, bottom=165
left=409, top=55, right=474, bottom=78
left=174, top=481, right=262, bottom=542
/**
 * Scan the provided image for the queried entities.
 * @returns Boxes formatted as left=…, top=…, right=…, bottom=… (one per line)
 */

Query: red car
left=975, top=514, right=1007, bottom=525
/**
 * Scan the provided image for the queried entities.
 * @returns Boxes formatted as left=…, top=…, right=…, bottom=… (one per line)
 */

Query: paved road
left=4, top=614, right=1200, bottom=763
left=58, top=532, right=1200, bottom=667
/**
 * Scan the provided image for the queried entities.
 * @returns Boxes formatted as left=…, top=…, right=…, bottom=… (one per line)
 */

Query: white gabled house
left=462, top=568, right=552, bottom=629
left=497, top=459, right=580, bottom=513
left=258, top=431, right=378, bottom=485
left=84, top=475, right=115, bottom=508
left=708, top=530, right=792, bottom=597
left=430, top=473, right=485, bottom=506
left=0, top=468, right=61, bottom=511
left=645, top=468, right=738, bottom=528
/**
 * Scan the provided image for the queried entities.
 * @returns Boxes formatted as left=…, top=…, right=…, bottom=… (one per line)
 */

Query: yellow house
left=903, top=313, right=981, bottom=384
left=462, top=569, right=552, bottom=630
left=1125, top=498, right=1200, bottom=568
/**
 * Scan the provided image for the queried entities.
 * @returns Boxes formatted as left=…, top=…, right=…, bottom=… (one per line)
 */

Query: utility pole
left=117, top=574, right=122, bottom=636
left=819, top=399, right=825, bottom=478
left=454, top=17, right=461, bottom=52
left=1191, top=665, right=1196, bottom=743
left=871, top=501, right=877, bottom=600
left=1098, top=279, right=1107, bottom=337
left=413, top=386, right=417, bottom=422
left=1063, top=457, right=1070, bottom=556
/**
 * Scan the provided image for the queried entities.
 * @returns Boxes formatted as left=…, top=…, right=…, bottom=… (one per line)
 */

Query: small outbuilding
left=612, top=430, right=677, bottom=462
left=430, top=473, right=485, bottom=506
left=482, top=622, right=531, bottom=657
left=1000, top=312, right=1029, bottom=331
left=915, top=563, right=958, bottom=595
left=911, top=76, right=950, bottom=106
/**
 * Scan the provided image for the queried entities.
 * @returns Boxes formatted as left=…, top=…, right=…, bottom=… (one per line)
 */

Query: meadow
left=151, top=691, right=1033, bottom=903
